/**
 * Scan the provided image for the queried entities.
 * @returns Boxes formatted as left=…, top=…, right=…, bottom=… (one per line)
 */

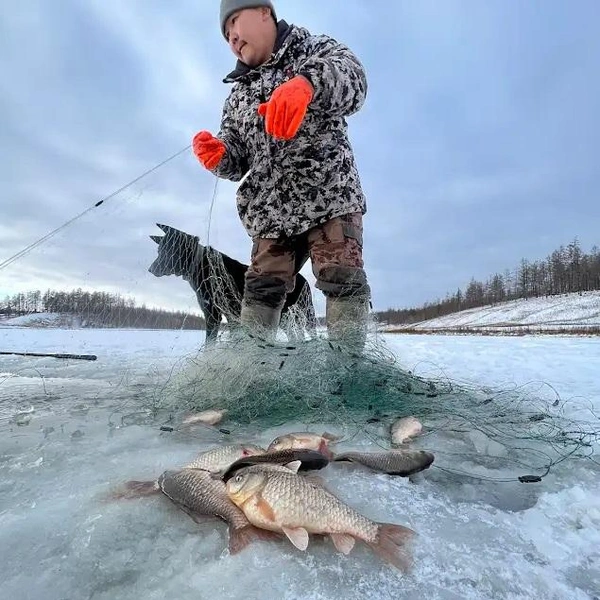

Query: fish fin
left=367, top=523, right=416, bottom=573
left=321, top=431, right=342, bottom=443
left=228, top=525, right=280, bottom=555
left=330, top=533, right=356, bottom=555
left=301, top=473, right=327, bottom=487
left=256, top=496, right=276, bottom=522
left=317, top=440, right=334, bottom=459
left=283, top=460, right=302, bottom=473
left=282, top=526, right=309, bottom=551
left=103, top=480, right=160, bottom=502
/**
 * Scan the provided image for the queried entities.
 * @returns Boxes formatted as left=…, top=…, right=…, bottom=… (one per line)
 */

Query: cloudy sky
left=1, top=0, right=599, bottom=317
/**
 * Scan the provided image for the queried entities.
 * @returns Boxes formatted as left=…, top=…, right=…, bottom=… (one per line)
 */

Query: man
left=192, top=0, right=371, bottom=349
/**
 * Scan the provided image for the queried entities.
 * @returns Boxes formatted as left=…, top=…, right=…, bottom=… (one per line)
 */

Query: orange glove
left=258, top=75, right=314, bottom=140
left=192, top=131, right=226, bottom=170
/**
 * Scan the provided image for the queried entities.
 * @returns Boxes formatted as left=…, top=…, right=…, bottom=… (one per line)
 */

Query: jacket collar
left=223, top=20, right=296, bottom=83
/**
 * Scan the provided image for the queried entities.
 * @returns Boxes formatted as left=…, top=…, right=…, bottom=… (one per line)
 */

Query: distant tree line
left=0, top=288, right=205, bottom=330
left=377, top=238, right=600, bottom=326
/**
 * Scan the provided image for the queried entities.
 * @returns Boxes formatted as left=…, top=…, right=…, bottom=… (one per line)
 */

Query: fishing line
left=430, top=464, right=550, bottom=484
left=204, top=176, right=220, bottom=248
left=204, top=167, right=254, bottom=248
left=0, top=145, right=191, bottom=272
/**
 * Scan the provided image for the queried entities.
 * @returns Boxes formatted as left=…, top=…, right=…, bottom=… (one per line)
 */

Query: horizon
left=2, top=234, right=597, bottom=316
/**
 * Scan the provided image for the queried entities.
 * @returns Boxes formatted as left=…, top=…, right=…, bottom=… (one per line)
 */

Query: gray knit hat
left=220, top=0, right=276, bottom=39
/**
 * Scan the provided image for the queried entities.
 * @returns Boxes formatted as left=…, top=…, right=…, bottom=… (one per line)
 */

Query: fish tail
left=367, top=523, right=416, bottom=573
left=105, top=480, right=160, bottom=501
left=321, top=431, right=342, bottom=443
left=228, top=524, right=280, bottom=555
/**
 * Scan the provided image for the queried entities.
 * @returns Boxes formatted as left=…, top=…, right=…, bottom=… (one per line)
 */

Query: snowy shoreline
left=383, top=326, right=600, bottom=337
left=379, top=290, right=600, bottom=337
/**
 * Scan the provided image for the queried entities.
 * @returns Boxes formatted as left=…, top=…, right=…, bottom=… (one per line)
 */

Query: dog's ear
left=150, top=235, right=162, bottom=244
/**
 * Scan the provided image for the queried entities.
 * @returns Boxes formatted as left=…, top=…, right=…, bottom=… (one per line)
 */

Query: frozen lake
left=1, top=328, right=598, bottom=600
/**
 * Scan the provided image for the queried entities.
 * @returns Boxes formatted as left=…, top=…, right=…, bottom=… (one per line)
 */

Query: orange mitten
left=257, top=75, right=314, bottom=140
left=192, top=131, right=226, bottom=170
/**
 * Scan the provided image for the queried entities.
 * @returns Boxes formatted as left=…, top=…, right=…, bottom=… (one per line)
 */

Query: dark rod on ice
left=0, top=351, right=97, bottom=361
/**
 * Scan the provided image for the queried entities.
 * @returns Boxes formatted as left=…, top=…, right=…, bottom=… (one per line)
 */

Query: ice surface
left=0, top=328, right=598, bottom=599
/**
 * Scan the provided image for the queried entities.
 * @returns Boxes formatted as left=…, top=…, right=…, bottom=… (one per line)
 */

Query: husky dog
left=148, top=224, right=316, bottom=343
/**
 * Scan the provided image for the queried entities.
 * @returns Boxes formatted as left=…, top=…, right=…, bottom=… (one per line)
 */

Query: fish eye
left=234, top=473, right=244, bottom=483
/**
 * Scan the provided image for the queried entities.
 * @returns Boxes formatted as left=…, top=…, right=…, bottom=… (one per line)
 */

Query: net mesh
left=150, top=332, right=599, bottom=478
left=1, top=166, right=599, bottom=484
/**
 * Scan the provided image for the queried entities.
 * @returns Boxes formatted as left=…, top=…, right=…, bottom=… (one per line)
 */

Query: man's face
left=225, top=7, right=275, bottom=67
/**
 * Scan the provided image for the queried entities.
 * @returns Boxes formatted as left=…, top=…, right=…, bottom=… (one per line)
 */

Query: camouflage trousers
left=244, top=212, right=371, bottom=308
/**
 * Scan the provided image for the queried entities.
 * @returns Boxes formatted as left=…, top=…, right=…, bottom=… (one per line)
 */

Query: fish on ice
left=333, top=449, right=434, bottom=476
left=226, top=463, right=415, bottom=572
left=185, top=443, right=266, bottom=473
left=390, top=416, right=423, bottom=446
left=219, top=448, right=330, bottom=482
left=108, top=444, right=266, bottom=500
left=267, top=431, right=341, bottom=458
left=181, top=409, right=228, bottom=426
left=157, top=467, right=277, bottom=554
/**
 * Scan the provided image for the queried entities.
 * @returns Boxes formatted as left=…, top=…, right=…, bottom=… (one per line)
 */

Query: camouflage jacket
left=213, top=20, right=368, bottom=239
